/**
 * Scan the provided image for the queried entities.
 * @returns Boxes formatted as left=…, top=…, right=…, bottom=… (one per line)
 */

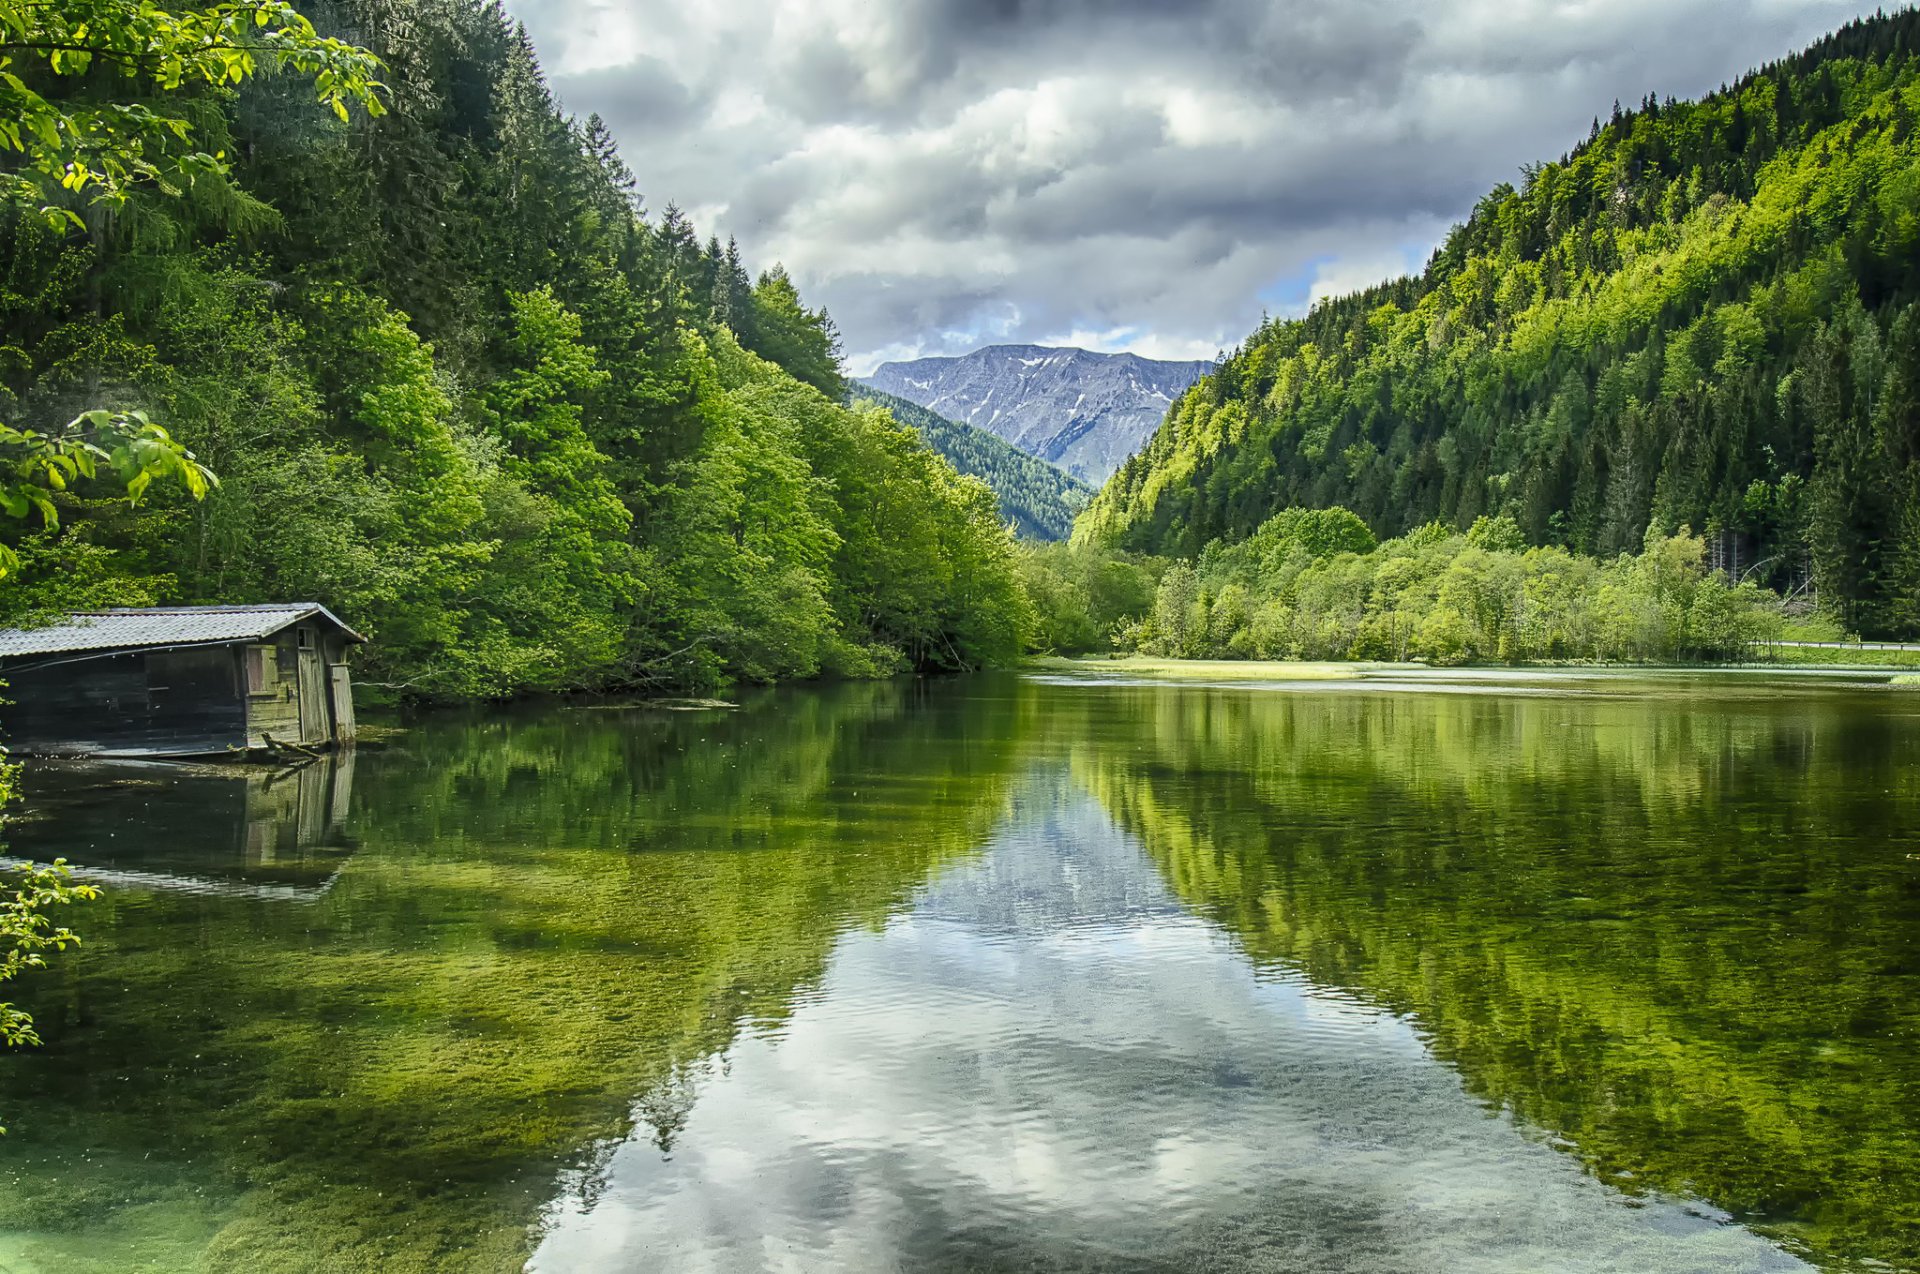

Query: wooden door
left=297, top=646, right=329, bottom=744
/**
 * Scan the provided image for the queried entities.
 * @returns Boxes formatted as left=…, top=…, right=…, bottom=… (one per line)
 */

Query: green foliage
left=0, top=410, right=214, bottom=577
left=849, top=385, right=1093, bottom=541
left=0, top=0, right=375, bottom=580
left=643, top=333, right=845, bottom=686
left=743, top=266, right=844, bottom=399
left=1, top=751, right=98, bottom=1130
left=1081, top=10, right=1920, bottom=637
left=1016, top=542, right=1160, bottom=653
left=0, top=0, right=1032, bottom=695
left=611, top=333, right=1032, bottom=690
left=0, top=0, right=384, bottom=222
left=470, top=287, right=634, bottom=689
left=1116, top=506, right=1778, bottom=664
left=1215, top=505, right=1378, bottom=574
left=0, top=857, right=93, bottom=1054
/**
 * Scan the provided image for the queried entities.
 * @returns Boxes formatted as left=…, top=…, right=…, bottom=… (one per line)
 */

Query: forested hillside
left=0, top=0, right=1029, bottom=696
left=1079, top=10, right=1920, bottom=636
left=848, top=386, right=1091, bottom=540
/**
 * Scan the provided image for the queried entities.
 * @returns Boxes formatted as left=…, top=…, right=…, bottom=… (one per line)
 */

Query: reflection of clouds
left=532, top=778, right=1807, bottom=1273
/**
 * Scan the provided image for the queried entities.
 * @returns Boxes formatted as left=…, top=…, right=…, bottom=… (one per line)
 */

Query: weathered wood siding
left=296, top=646, right=328, bottom=744
left=328, top=664, right=356, bottom=742
left=2, top=618, right=358, bottom=758
left=1, top=648, right=248, bottom=757
left=323, top=631, right=356, bottom=743
left=243, top=630, right=303, bottom=748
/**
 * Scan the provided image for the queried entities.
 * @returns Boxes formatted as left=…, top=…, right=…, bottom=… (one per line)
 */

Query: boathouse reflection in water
left=8, top=751, right=355, bottom=899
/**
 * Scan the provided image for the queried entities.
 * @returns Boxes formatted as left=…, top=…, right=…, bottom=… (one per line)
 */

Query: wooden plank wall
left=3, top=623, right=358, bottom=757
left=244, top=632, right=303, bottom=747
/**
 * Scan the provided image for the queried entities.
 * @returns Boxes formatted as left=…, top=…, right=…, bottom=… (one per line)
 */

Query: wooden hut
left=0, top=604, right=363, bottom=758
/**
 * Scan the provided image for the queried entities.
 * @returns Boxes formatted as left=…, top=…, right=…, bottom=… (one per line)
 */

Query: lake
left=1, top=668, right=1917, bottom=1272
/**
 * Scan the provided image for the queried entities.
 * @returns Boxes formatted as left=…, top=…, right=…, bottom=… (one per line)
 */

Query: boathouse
left=0, top=604, right=363, bottom=758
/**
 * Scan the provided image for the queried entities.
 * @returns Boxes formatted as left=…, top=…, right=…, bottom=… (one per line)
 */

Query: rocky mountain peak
left=861, top=344, right=1212, bottom=485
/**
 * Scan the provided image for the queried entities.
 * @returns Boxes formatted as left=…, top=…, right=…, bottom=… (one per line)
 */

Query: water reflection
left=1051, top=676, right=1920, bottom=1271
left=535, top=774, right=1805, bottom=1273
left=0, top=683, right=1024, bottom=1274
left=7, top=753, right=355, bottom=897
left=0, top=673, right=1916, bottom=1273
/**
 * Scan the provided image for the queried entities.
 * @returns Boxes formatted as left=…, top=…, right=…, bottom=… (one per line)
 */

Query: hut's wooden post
left=329, top=664, right=356, bottom=743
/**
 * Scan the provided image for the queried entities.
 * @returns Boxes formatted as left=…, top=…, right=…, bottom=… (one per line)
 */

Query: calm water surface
left=1, top=670, right=1917, bottom=1272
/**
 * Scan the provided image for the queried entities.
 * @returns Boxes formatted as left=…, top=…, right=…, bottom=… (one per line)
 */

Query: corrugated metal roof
left=0, top=605, right=364, bottom=659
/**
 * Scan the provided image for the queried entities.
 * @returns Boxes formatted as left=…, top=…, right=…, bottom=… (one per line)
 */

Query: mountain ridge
left=863, top=344, right=1212, bottom=484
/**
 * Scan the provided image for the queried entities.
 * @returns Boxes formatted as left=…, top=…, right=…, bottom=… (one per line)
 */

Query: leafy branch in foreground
left=0, top=0, right=386, bottom=223
left=0, top=409, right=217, bottom=578
left=0, top=859, right=95, bottom=1050
left=1, top=837, right=98, bottom=1133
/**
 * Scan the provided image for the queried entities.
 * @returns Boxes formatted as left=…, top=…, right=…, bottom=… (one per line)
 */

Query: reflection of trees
left=1062, top=684, right=1920, bottom=1271
left=0, top=680, right=1025, bottom=1273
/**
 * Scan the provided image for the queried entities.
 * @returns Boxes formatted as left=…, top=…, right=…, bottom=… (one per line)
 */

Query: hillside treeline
left=0, top=0, right=1028, bottom=696
left=1080, top=10, right=1920, bottom=637
left=847, top=386, right=1092, bottom=541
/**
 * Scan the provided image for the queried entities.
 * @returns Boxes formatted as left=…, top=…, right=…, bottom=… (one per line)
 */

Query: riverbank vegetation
left=1024, top=506, right=1781, bottom=664
left=1079, top=10, right=1920, bottom=641
left=0, top=0, right=1031, bottom=698
left=10, top=0, right=1920, bottom=699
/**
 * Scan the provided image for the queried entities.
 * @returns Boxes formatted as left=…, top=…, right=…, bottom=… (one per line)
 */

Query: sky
left=505, top=0, right=1887, bottom=375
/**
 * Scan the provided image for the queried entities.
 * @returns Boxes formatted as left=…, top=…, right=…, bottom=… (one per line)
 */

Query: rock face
left=862, top=345, right=1212, bottom=485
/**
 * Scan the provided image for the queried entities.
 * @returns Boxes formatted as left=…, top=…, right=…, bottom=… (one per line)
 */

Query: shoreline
left=1025, top=654, right=1920, bottom=681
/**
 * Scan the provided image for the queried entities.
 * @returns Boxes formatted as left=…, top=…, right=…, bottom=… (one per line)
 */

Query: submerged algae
left=3, top=672, right=1918, bottom=1272
left=1056, top=678, right=1920, bottom=1270
left=0, top=682, right=1026, bottom=1272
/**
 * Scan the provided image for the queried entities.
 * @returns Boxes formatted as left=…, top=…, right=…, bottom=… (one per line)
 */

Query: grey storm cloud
left=552, top=55, right=709, bottom=131
left=513, top=0, right=1885, bottom=371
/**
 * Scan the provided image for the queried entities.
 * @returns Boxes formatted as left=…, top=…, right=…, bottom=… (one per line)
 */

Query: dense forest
left=848, top=385, right=1092, bottom=540
left=1110, top=507, right=1777, bottom=663
left=1079, top=10, right=1920, bottom=637
left=0, top=0, right=1030, bottom=696
left=7, top=0, right=1911, bottom=687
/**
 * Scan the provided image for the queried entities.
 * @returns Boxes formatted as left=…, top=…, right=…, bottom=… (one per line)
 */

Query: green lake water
left=1, top=669, right=1917, bottom=1272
